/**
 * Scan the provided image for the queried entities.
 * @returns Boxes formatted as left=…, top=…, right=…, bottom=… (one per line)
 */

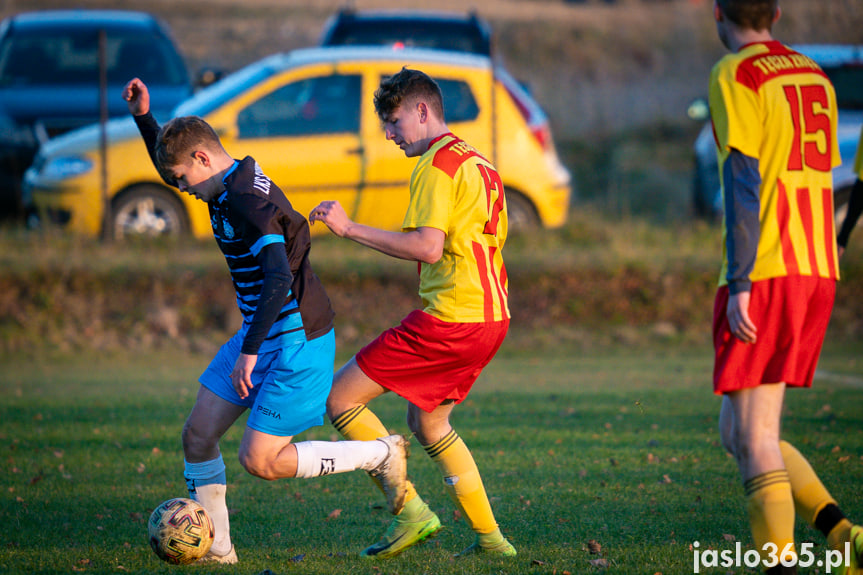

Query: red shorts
left=712, top=276, right=835, bottom=394
left=356, top=309, right=509, bottom=412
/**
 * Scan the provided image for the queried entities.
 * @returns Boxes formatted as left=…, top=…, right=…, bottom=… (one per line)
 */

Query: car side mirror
left=195, top=67, right=223, bottom=89
left=687, top=98, right=710, bottom=122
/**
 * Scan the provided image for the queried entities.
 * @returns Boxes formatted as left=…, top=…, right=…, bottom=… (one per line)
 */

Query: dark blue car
left=0, top=10, right=193, bottom=218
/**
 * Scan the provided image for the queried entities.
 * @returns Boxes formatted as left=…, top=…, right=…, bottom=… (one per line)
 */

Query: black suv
left=319, top=9, right=493, bottom=57
left=0, top=10, right=193, bottom=218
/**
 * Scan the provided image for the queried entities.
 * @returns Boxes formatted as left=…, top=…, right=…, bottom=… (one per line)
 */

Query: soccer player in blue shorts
left=123, top=78, right=408, bottom=564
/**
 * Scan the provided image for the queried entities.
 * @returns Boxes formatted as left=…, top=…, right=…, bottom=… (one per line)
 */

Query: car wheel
left=505, top=190, right=539, bottom=234
left=110, top=185, right=188, bottom=240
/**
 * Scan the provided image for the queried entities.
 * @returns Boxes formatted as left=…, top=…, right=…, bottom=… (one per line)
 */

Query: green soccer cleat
left=838, top=525, right=863, bottom=575
left=456, top=536, right=517, bottom=558
left=360, top=503, right=442, bottom=558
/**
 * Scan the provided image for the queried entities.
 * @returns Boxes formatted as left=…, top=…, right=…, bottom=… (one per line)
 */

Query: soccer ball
left=148, top=498, right=214, bottom=564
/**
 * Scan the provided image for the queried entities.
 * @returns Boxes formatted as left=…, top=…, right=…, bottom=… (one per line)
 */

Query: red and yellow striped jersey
left=403, top=133, right=510, bottom=323
left=710, top=41, right=841, bottom=284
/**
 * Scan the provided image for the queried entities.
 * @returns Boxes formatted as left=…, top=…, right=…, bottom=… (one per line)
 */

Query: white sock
left=184, top=456, right=231, bottom=556
left=293, top=440, right=388, bottom=478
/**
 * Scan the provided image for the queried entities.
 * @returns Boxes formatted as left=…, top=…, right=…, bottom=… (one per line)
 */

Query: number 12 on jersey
left=477, top=164, right=505, bottom=237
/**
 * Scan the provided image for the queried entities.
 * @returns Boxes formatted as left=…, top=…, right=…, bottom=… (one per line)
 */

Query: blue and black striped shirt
left=134, top=113, right=335, bottom=353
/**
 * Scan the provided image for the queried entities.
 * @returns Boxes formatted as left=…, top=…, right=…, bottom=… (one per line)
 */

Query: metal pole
left=98, top=28, right=110, bottom=240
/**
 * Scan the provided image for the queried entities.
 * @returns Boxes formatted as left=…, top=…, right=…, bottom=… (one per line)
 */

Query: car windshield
left=0, top=28, right=187, bottom=87
left=823, top=65, right=863, bottom=110
left=174, top=59, right=279, bottom=118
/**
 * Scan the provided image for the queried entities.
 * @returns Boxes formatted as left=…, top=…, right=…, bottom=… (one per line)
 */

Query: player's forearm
left=723, top=149, right=761, bottom=294
left=344, top=224, right=442, bottom=263
left=241, top=270, right=291, bottom=355
left=241, top=243, right=294, bottom=355
left=133, top=112, right=176, bottom=188
left=837, top=178, right=863, bottom=248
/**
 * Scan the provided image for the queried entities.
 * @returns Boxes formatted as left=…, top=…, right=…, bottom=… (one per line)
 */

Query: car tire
left=109, top=185, right=188, bottom=240
left=505, top=190, right=540, bottom=235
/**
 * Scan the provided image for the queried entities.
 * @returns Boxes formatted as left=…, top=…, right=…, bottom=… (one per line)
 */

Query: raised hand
left=122, top=77, right=150, bottom=116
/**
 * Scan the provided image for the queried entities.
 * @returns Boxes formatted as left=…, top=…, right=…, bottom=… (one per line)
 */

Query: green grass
left=2, top=342, right=862, bottom=575
left=1, top=194, right=861, bottom=574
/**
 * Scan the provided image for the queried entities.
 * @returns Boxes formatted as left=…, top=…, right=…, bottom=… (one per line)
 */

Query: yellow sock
left=744, top=470, right=797, bottom=565
left=779, top=441, right=852, bottom=550
left=331, top=405, right=419, bottom=506
left=425, top=429, right=497, bottom=534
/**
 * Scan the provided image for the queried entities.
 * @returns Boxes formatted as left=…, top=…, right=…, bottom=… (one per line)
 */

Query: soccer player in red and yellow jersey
left=709, top=2, right=862, bottom=573
left=837, top=126, right=863, bottom=257
left=310, top=67, right=514, bottom=559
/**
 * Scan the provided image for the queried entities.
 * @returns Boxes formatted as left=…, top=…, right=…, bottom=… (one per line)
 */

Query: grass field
left=1, top=201, right=861, bottom=574
left=2, top=339, right=862, bottom=575
left=2, top=2, right=862, bottom=570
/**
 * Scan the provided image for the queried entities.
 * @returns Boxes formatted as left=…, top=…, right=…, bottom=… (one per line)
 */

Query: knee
left=182, top=419, right=215, bottom=460
left=407, top=412, right=450, bottom=446
left=326, top=395, right=363, bottom=424
left=237, top=449, right=278, bottom=481
left=719, top=419, right=752, bottom=462
left=722, top=426, right=781, bottom=470
left=406, top=410, right=431, bottom=443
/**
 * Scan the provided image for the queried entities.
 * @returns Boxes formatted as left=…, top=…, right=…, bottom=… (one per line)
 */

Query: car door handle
left=345, top=146, right=363, bottom=155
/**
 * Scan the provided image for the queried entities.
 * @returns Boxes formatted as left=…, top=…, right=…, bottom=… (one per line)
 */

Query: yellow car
left=25, top=46, right=571, bottom=239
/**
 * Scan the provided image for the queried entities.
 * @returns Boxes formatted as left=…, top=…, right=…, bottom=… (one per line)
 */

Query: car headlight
left=40, top=156, right=94, bottom=180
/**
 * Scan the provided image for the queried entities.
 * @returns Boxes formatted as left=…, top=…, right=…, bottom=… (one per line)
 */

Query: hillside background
left=3, top=0, right=861, bottom=140
left=4, top=0, right=862, bottom=219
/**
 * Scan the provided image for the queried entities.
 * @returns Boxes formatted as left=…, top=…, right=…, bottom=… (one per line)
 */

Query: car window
left=109, top=33, right=187, bottom=85
left=177, top=62, right=277, bottom=118
left=237, top=74, right=361, bottom=138
left=823, top=65, right=863, bottom=111
left=437, top=78, right=480, bottom=124
left=375, top=76, right=478, bottom=124
left=0, top=28, right=186, bottom=87
left=323, top=19, right=489, bottom=55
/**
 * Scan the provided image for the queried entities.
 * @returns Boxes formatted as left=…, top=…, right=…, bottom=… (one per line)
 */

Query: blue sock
left=184, top=455, right=231, bottom=555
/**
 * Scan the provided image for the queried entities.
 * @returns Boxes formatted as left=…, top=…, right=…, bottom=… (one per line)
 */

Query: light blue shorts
left=200, top=328, right=335, bottom=437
